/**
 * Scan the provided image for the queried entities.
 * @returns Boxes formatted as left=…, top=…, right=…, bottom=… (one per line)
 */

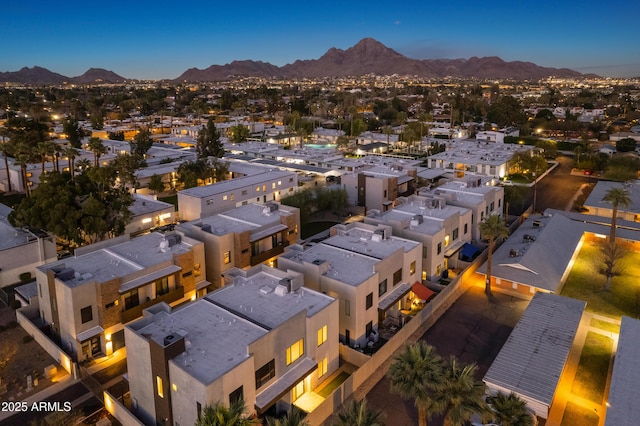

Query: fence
left=104, top=389, right=145, bottom=426
left=306, top=250, right=488, bottom=425
left=16, top=306, right=77, bottom=377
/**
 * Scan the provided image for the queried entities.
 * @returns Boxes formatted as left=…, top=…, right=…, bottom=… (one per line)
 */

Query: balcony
left=120, top=286, right=185, bottom=324
left=250, top=240, right=289, bottom=266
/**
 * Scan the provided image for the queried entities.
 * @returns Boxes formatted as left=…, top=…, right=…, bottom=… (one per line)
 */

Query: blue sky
left=2, top=0, right=639, bottom=79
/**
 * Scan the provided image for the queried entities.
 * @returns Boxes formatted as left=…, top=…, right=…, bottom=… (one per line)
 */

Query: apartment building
left=177, top=169, right=298, bottom=220
left=126, top=195, right=176, bottom=236
left=417, top=177, right=504, bottom=241
left=364, top=193, right=472, bottom=281
left=177, top=202, right=300, bottom=289
left=277, top=222, right=422, bottom=348
left=583, top=181, right=640, bottom=222
left=124, top=265, right=338, bottom=426
left=341, top=163, right=417, bottom=212
left=0, top=203, right=57, bottom=289
left=35, top=231, right=208, bottom=362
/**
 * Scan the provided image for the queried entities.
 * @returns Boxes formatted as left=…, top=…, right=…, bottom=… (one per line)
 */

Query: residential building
left=277, top=222, right=422, bottom=348
left=35, top=231, right=208, bottom=362
left=483, top=292, right=586, bottom=420
left=604, top=316, right=640, bottom=426
left=341, top=163, right=417, bottom=212
left=126, top=195, right=176, bottom=236
left=177, top=202, right=300, bottom=289
left=0, top=203, right=56, bottom=289
left=124, top=265, right=338, bottom=426
left=417, top=177, right=504, bottom=241
left=177, top=169, right=298, bottom=221
left=425, top=140, right=533, bottom=179
left=364, top=193, right=472, bottom=281
left=583, top=181, right=640, bottom=222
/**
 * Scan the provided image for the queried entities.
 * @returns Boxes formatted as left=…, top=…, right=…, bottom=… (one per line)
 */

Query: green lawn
left=590, top=318, right=620, bottom=334
left=560, top=241, right=640, bottom=319
left=560, top=401, right=599, bottom=426
left=571, top=331, right=612, bottom=403
left=158, top=194, right=178, bottom=209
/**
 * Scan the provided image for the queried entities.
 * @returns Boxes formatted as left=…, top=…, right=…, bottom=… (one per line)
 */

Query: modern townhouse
left=177, top=202, right=300, bottom=289
left=364, top=193, right=472, bottom=281
left=34, top=231, right=208, bottom=362
left=124, top=265, right=338, bottom=426
left=277, top=222, right=422, bottom=348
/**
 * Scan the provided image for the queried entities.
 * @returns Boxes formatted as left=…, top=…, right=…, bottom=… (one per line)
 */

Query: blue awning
left=459, top=243, right=482, bottom=262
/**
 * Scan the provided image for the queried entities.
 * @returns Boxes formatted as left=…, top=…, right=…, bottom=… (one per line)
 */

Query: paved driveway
left=363, top=286, right=529, bottom=426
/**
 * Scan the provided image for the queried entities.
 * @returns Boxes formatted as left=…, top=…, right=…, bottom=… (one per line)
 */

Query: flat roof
left=129, top=195, right=174, bottom=217
left=483, top=293, right=585, bottom=406
left=135, top=300, right=267, bottom=385
left=323, top=225, right=419, bottom=259
left=280, top=245, right=377, bottom=286
left=206, top=268, right=334, bottom=329
left=428, top=140, right=532, bottom=166
left=179, top=169, right=295, bottom=198
left=605, top=316, right=640, bottom=426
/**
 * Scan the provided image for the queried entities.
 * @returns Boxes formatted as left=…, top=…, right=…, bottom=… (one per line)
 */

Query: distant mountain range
left=1, top=38, right=584, bottom=84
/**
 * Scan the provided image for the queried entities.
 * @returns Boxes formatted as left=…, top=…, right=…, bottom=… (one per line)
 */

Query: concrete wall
left=104, top=390, right=145, bottom=426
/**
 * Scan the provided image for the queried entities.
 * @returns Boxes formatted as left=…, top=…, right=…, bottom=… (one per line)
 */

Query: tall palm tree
left=62, top=147, right=79, bottom=181
left=266, top=407, right=310, bottom=426
left=334, top=398, right=383, bottom=426
left=388, top=342, right=443, bottom=426
left=431, top=357, right=489, bottom=426
left=489, top=392, right=534, bottom=426
left=602, top=186, right=631, bottom=246
left=87, top=136, right=107, bottom=167
left=13, top=153, right=31, bottom=197
left=479, top=214, right=509, bottom=298
left=195, top=399, right=260, bottom=426
left=36, top=140, right=56, bottom=174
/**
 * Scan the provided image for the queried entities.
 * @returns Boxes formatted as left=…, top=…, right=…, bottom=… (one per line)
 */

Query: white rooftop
left=605, top=316, right=640, bottom=426
left=134, top=301, right=267, bottom=385
left=207, top=267, right=334, bottom=329
left=584, top=181, right=640, bottom=214
left=484, top=293, right=585, bottom=406
left=323, top=225, right=420, bottom=259
left=179, top=169, right=295, bottom=198
left=428, top=139, right=533, bottom=166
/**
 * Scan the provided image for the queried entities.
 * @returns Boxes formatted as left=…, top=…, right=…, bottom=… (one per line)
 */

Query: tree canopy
left=197, top=118, right=224, bottom=158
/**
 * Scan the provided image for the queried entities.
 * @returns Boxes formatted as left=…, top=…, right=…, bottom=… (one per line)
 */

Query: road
left=531, top=155, right=589, bottom=213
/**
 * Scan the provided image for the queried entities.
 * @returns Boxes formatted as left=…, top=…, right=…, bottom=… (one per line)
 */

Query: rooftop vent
left=201, top=224, right=212, bottom=233
left=166, top=234, right=182, bottom=247
left=164, top=333, right=180, bottom=346
left=56, top=268, right=75, bottom=281
left=274, top=285, right=288, bottom=296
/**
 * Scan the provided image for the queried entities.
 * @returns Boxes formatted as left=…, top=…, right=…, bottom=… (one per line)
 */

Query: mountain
left=71, top=68, right=126, bottom=84
left=0, top=66, right=68, bottom=85
left=0, top=38, right=585, bottom=84
left=177, top=38, right=582, bottom=81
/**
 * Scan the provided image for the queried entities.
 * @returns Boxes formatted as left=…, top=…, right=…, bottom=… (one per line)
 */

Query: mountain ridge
left=0, top=38, right=585, bottom=84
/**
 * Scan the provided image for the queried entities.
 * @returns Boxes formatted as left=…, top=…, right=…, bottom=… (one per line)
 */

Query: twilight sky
left=2, top=0, right=639, bottom=80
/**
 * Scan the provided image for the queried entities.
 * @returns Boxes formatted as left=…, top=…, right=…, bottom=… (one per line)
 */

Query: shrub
left=10, top=300, right=22, bottom=310
left=19, top=272, right=32, bottom=282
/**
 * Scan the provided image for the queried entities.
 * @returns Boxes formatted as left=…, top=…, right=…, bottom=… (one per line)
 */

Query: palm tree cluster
left=388, top=342, right=533, bottom=426
left=601, top=186, right=631, bottom=291
left=479, top=214, right=510, bottom=298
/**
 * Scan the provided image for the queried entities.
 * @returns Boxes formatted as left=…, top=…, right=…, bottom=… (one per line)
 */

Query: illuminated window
left=444, top=235, right=450, bottom=247
left=256, top=186, right=261, bottom=192
left=224, top=251, right=231, bottom=265
left=286, top=339, right=304, bottom=365
left=317, top=325, right=327, bottom=346
left=278, top=181, right=282, bottom=186
left=262, top=184, right=266, bottom=192
left=223, top=195, right=228, bottom=201
left=272, top=182, right=276, bottom=189
left=318, top=357, right=328, bottom=377
left=172, top=383, right=178, bottom=392
left=194, top=263, right=201, bottom=277
left=410, top=261, right=416, bottom=275
left=230, top=194, right=234, bottom=201
left=156, top=376, right=164, bottom=398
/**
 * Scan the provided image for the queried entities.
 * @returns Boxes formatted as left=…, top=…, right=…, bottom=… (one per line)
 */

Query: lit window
left=223, top=195, right=228, bottom=201
left=444, top=235, right=450, bottom=247
left=172, top=383, right=178, bottom=392
left=410, top=261, right=416, bottom=275
left=142, top=217, right=152, bottom=224
left=230, top=194, right=234, bottom=201
left=317, top=325, right=327, bottom=346
left=256, top=186, right=261, bottom=192
left=194, top=263, right=201, bottom=277
left=224, top=251, right=231, bottom=265
left=262, top=185, right=266, bottom=192
left=272, top=182, right=276, bottom=189
left=286, top=339, right=304, bottom=365
left=157, top=376, right=164, bottom=398
left=318, top=357, right=328, bottom=378
left=278, top=181, right=282, bottom=185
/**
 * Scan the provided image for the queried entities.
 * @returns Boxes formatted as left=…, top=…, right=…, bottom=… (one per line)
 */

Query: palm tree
left=431, top=357, right=489, bottom=426
left=388, top=341, right=443, bottom=426
left=479, top=214, right=509, bottom=298
left=602, top=186, right=631, bottom=246
left=62, top=147, right=79, bottom=181
left=76, top=158, right=92, bottom=173
left=266, top=407, right=310, bottom=426
left=87, top=136, right=107, bottom=167
left=195, top=399, right=260, bottom=426
left=489, top=392, right=534, bottom=426
left=334, top=398, right=384, bottom=426
left=13, top=154, right=31, bottom=197
left=36, top=141, right=56, bottom=174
